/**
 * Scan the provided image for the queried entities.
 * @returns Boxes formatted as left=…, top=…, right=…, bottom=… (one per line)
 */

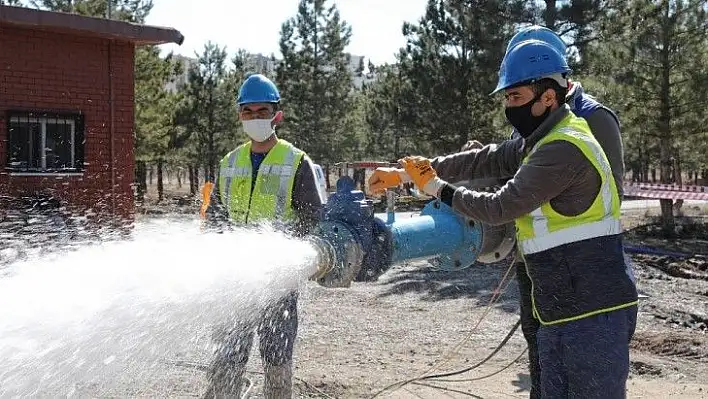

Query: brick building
left=0, top=5, right=183, bottom=222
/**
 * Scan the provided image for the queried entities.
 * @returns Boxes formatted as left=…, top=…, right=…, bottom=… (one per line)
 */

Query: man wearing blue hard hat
left=503, top=25, right=629, bottom=399
left=370, top=39, right=638, bottom=398
left=506, top=25, right=625, bottom=196
left=202, top=73, right=324, bottom=398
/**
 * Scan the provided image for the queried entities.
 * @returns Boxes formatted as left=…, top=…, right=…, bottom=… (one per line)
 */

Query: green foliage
left=134, top=47, right=178, bottom=162
left=391, top=0, right=527, bottom=155
left=362, top=64, right=417, bottom=159
left=276, top=0, right=356, bottom=164
left=18, top=0, right=708, bottom=210
left=589, top=0, right=708, bottom=179
left=29, top=0, right=153, bottom=22
left=174, top=42, right=239, bottom=180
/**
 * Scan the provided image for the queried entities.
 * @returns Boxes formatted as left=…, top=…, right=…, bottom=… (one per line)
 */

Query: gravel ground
left=63, top=251, right=706, bottom=398
left=2, top=200, right=706, bottom=398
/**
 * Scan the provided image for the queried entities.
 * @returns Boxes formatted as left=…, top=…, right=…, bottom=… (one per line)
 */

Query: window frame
left=5, top=110, right=85, bottom=175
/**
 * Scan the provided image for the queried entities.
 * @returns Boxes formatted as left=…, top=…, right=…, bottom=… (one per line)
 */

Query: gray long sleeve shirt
left=431, top=105, right=608, bottom=226
left=204, top=142, right=324, bottom=237
left=509, top=81, right=625, bottom=198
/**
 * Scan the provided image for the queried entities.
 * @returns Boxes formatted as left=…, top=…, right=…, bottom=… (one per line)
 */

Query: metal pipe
left=388, top=200, right=483, bottom=271
left=386, top=189, right=396, bottom=224
left=310, top=176, right=517, bottom=286
left=390, top=214, right=467, bottom=263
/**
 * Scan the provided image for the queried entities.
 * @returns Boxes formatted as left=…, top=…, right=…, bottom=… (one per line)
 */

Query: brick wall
left=0, top=26, right=135, bottom=222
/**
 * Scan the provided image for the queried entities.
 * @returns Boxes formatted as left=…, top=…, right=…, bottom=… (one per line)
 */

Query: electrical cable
left=370, top=256, right=519, bottom=398
left=432, top=348, right=528, bottom=383
left=421, top=318, right=521, bottom=380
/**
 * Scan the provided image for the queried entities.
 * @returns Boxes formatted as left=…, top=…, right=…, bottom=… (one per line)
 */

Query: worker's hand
left=368, top=167, right=410, bottom=195
left=399, top=156, right=446, bottom=197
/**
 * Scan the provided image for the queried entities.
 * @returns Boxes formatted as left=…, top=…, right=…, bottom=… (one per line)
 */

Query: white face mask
left=242, top=118, right=275, bottom=142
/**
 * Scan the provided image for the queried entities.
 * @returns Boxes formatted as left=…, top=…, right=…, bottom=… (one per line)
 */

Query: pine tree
left=29, top=0, right=153, bottom=22
left=355, top=56, right=365, bottom=77
left=396, top=0, right=528, bottom=154
left=363, top=64, right=417, bottom=159
left=176, top=42, right=237, bottom=181
left=596, top=0, right=708, bottom=234
left=134, top=47, right=181, bottom=201
left=276, top=0, right=356, bottom=165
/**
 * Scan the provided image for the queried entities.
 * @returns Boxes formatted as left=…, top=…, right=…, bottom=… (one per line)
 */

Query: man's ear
left=541, top=89, right=556, bottom=107
left=272, top=110, right=284, bottom=126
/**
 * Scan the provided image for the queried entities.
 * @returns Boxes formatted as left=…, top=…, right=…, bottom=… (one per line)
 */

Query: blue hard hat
left=492, top=39, right=571, bottom=94
left=506, top=25, right=567, bottom=57
left=237, top=74, right=280, bottom=105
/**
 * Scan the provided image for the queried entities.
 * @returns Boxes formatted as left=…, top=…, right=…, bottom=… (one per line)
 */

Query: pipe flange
left=477, top=221, right=517, bottom=264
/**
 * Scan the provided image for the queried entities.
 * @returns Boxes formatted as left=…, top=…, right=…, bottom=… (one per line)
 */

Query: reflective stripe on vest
left=218, top=139, right=303, bottom=223
left=515, top=114, right=621, bottom=255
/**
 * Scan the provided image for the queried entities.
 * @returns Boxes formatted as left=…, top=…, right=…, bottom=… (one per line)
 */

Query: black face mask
left=505, top=95, right=551, bottom=138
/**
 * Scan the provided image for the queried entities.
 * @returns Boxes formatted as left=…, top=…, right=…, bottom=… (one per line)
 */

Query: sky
left=145, top=0, right=429, bottom=65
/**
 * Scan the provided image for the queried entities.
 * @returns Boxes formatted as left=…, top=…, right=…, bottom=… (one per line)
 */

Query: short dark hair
left=238, top=102, right=280, bottom=113
left=532, top=78, right=567, bottom=106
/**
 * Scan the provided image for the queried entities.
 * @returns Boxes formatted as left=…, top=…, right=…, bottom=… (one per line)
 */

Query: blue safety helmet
left=492, top=39, right=571, bottom=95
left=237, top=74, right=280, bottom=105
left=506, top=25, right=567, bottom=58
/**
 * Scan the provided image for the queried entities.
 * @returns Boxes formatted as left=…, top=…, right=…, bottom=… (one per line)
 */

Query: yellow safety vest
left=218, top=139, right=304, bottom=224
left=515, top=113, right=636, bottom=326
left=515, top=113, right=621, bottom=255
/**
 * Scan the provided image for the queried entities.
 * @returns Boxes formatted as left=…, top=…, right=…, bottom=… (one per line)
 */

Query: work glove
left=399, top=156, right=447, bottom=197
left=368, top=167, right=411, bottom=195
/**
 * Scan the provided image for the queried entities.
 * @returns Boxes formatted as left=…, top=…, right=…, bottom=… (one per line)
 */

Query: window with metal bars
left=5, top=111, right=85, bottom=173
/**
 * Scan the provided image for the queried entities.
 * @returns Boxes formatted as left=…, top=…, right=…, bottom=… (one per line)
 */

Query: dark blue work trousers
left=537, top=306, right=637, bottom=399
left=213, top=291, right=299, bottom=368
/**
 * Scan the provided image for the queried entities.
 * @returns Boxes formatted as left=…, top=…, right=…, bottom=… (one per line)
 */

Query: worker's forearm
left=437, top=141, right=590, bottom=226
left=438, top=184, right=532, bottom=226
left=431, top=139, right=524, bottom=183
left=291, top=156, right=324, bottom=238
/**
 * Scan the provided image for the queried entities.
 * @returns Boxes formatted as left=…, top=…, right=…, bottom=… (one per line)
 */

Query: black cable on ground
left=411, top=381, right=484, bottom=398
left=420, top=319, right=521, bottom=380
left=432, top=348, right=528, bottom=383
left=370, top=318, right=522, bottom=398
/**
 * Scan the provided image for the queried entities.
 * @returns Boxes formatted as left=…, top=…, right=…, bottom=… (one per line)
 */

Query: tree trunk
left=157, top=159, right=164, bottom=202
left=193, top=165, right=200, bottom=195
left=207, top=89, right=216, bottom=182
left=149, top=165, right=153, bottom=185
left=642, top=159, right=649, bottom=182
left=188, top=165, right=196, bottom=195
left=658, top=7, right=674, bottom=236
left=394, top=131, right=400, bottom=160
left=135, top=161, right=147, bottom=202
left=177, top=168, right=182, bottom=188
left=544, top=0, right=558, bottom=29
left=325, top=165, right=331, bottom=191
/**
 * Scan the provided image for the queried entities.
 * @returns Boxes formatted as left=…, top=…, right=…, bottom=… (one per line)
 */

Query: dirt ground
left=4, top=182, right=704, bottom=398
left=120, top=187, right=708, bottom=399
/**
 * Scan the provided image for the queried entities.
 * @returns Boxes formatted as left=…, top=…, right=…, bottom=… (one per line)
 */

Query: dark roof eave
left=0, top=5, right=184, bottom=45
